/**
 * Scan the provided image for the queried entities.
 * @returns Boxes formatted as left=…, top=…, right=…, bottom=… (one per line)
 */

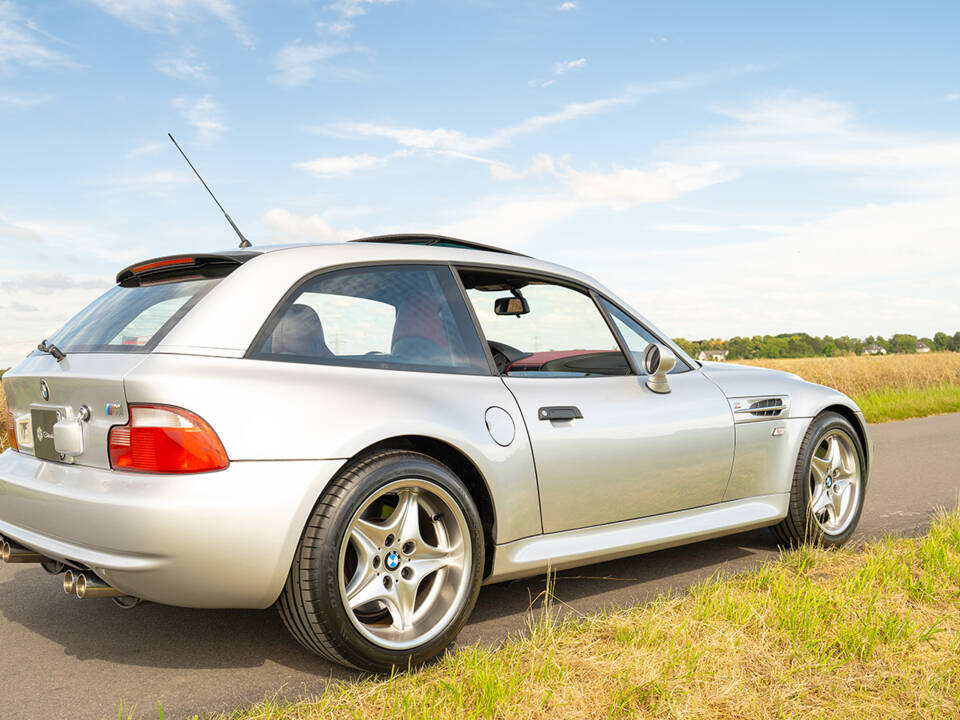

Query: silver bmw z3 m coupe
left=0, top=235, right=869, bottom=671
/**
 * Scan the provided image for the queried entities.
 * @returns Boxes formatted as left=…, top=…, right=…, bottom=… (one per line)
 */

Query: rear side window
left=41, top=278, right=219, bottom=354
left=250, top=264, right=490, bottom=375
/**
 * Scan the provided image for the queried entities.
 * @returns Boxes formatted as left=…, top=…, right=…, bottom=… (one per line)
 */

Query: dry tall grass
left=739, top=352, right=960, bottom=398
left=215, top=512, right=960, bottom=720
left=0, top=382, right=8, bottom=452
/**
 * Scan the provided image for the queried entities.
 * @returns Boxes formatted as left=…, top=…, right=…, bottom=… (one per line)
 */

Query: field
left=0, top=383, right=8, bottom=452
left=205, top=511, right=960, bottom=720
left=739, top=352, right=960, bottom=398
left=740, top=352, right=960, bottom=423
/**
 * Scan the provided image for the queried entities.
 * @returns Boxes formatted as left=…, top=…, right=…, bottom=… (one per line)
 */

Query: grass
left=854, top=385, right=960, bottom=423
left=740, top=353, right=960, bottom=423
left=195, top=511, right=960, bottom=720
left=740, top=352, right=960, bottom=398
left=0, top=382, right=9, bottom=453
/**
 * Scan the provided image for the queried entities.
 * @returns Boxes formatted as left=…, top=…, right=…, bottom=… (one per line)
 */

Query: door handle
left=538, top=406, right=583, bottom=421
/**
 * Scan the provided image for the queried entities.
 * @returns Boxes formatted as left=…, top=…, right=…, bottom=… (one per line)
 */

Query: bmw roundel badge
left=385, top=550, right=401, bottom=571
left=40, top=380, right=49, bottom=401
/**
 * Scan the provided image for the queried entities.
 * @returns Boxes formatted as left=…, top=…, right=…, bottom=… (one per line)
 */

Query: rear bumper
left=0, top=449, right=344, bottom=608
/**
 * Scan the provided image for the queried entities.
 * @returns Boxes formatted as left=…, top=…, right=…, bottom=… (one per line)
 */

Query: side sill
left=484, top=493, right=789, bottom=584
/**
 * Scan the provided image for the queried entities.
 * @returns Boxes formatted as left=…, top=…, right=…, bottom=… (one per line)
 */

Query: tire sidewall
left=799, top=414, right=866, bottom=547
left=305, top=453, right=484, bottom=671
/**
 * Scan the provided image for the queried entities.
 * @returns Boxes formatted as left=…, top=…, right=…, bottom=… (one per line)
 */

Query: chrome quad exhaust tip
left=63, top=568, right=79, bottom=595
left=64, top=569, right=139, bottom=605
left=75, top=571, right=128, bottom=599
left=1, top=539, right=48, bottom=564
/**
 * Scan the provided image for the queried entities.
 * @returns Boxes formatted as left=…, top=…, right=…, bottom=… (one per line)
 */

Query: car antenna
left=167, top=132, right=252, bottom=248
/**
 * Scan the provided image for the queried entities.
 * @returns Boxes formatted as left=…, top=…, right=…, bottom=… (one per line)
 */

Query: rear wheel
left=278, top=450, right=484, bottom=672
left=771, top=412, right=866, bottom=547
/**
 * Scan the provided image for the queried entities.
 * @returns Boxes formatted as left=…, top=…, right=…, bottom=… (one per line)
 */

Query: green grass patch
left=854, top=384, right=960, bottom=423
left=188, top=512, right=960, bottom=720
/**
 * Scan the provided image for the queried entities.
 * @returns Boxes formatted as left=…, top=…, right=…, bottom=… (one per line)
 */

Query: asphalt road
left=1, top=413, right=958, bottom=720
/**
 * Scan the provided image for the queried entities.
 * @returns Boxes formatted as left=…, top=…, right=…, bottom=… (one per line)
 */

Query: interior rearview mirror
left=494, top=297, right=530, bottom=316
left=642, top=343, right=676, bottom=393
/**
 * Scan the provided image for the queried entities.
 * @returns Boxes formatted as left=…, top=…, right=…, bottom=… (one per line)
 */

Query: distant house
left=697, top=348, right=729, bottom=362
left=862, top=343, right=887, bottom=356
left=916, top=342, right=931, bottom=353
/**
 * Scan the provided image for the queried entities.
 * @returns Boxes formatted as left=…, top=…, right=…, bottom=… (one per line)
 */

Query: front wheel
left=771, top=412, right=866, bottom=547
left=278, top=450, right=484, bottom=672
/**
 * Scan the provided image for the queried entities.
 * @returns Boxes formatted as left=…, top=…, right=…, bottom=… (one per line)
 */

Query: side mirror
left=642, top=343, right=676, bottom=394
left=494, top=296, right=530, bottom=316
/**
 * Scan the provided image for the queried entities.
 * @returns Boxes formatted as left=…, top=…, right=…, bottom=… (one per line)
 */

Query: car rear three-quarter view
left=0, top=235, right=871, bottom=672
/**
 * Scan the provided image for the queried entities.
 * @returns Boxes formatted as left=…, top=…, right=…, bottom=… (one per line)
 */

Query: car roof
left=226, top=236, right=596, bottom=287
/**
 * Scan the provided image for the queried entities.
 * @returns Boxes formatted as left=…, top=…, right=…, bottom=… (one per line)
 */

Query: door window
left=251, top=265, right=490, bottom=374
left=459, top=269, right=629, bottom=377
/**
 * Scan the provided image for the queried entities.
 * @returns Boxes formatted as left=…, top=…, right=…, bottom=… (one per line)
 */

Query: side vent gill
left=729, top=396, right=790, bottom=423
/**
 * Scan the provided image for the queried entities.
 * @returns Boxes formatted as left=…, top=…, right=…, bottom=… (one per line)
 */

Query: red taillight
left=5, top=410, right=17, bottom=452
left=108, top=405, right=228, bottom=474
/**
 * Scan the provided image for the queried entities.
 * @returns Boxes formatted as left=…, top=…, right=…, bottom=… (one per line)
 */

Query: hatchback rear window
left=39, top=278, right=219, bottom=354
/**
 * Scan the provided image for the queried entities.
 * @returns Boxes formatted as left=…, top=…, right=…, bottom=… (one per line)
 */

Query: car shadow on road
left=0, top=528, right=779, bottom=676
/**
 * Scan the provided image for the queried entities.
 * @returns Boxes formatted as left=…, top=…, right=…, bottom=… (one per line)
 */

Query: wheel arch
left=819, top=403, right=871, bottom=482
left=341, top=435, right=498, bottom=577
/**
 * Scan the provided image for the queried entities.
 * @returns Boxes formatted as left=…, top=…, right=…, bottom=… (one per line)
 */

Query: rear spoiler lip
left=115, top=251, right=260, bottom=284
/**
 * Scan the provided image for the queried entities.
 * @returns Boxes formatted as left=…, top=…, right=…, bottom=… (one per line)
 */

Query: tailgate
left=3, top=353, right=143, bottom=470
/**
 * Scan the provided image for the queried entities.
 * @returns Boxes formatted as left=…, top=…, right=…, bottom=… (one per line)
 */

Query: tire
left=771, top=412, right=866, bottom=548
left=277, top=450, right=484, bottom=672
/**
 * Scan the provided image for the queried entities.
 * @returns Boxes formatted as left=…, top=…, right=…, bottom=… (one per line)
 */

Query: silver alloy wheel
left=808, top=429, right=861, bottom=535
left=338, top=478, right=471, bottom=651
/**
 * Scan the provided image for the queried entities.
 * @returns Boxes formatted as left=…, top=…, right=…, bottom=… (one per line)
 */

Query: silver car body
left=0, top=240, right=871, bottom=607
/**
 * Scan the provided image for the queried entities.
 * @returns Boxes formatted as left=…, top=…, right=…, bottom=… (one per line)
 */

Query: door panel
left=504, top=371, right=734, bottom=533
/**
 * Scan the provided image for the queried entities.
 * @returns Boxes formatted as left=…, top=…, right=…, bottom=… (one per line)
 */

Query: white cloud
left=172, top=94, right=225, bottom=140
left=0, top=272, right=111, bottom=294
left=260, top=208, right=361, bottom=243
left=0, top=217, right=147, bottom=264
left=86, top=0, right=253, bottom=46
left=557, top=2, right=577, bottom=10
left=324, top=79, right=690, bottom=159
left=0, top=90, right=53, bottom=106
left=295, top=153, right=385, bottom=176
left=554, top=58, right=586, bottom=75
left=272, top=41, right=346, bottom=86
left=558, top=161, right=736, bottom=210
left=600, top=197, right=960, bottom=342
left=80, top=171, right=191, bottom=188
left=316, top=19, right=355, bottom=35
left=328, top=0, right=398, bottom=19
left=689, top=92, right=960, bottom=175
left=273, top=0, right=397, bottom=84
left=0, top=1, right=78, bottom=70
left=125, top=141, right=165, bottom=158
left=425, top=157, right=735, bottom=244
left=154, top=51, right=209, bottom=80
left=651, top=223, right=792, bottom=234
left=944, top=93, right=960, bottom=102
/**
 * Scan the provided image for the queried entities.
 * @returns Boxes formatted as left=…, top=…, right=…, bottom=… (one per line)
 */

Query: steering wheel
left=492, top=350, right=510, bottom=374
left=487, top=340, right=530, bottom=375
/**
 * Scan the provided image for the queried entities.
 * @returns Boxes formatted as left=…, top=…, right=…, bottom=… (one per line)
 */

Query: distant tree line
left=672, top=332, right=960, bottom=360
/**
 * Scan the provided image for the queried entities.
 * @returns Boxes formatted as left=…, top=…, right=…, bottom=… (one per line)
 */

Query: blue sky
left=1, top=0, right=958, bottom=367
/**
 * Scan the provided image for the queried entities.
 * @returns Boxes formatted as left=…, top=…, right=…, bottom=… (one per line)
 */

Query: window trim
left=244, top=261, right=495, bottom=376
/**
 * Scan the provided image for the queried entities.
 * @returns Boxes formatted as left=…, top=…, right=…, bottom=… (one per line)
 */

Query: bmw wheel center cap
left=385, top=550, right=400, bottom=571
